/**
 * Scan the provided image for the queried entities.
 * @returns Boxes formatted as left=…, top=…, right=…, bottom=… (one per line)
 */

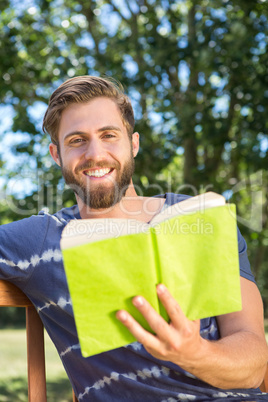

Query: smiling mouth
left=84, top=168, right=113, bottom=178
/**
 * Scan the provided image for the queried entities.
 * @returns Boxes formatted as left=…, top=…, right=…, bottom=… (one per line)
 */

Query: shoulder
left=0, top=205, right=80, bottom=245
left=0, top=214, right=49, bottom=240
left=0, top=205, right=81, bottom=284
left=39, top=204, right=81, bottom=226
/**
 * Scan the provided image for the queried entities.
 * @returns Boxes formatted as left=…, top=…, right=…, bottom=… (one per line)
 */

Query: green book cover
left=61, top=192, right=242, bottom=357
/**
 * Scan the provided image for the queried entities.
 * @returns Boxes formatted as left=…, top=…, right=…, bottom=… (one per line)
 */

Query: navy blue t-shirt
left=0, top=194, right=266, bottom=401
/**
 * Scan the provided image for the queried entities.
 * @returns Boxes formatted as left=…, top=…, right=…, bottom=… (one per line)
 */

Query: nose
left=84, top=138, right=105, bottom=161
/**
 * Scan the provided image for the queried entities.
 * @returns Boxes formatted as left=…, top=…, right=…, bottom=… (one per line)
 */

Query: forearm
left=181, top=330, right=268, bottom=389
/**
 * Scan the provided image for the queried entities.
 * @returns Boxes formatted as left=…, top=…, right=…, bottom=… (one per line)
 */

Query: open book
left=61, top=192, right=242, bottom=357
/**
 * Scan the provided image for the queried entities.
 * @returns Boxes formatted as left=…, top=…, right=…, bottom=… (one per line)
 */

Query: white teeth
left=86, top=168, right=111, bottom=178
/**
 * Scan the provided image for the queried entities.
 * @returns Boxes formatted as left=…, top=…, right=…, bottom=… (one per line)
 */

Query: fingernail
left=117, top=311, right=127, bottom=321
left=157, top=284, right=165, bottom=294
left=133, top=296, right=144, bottom=307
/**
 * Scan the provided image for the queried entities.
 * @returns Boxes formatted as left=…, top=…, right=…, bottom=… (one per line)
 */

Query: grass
left=1, top=327, right=268, bottom=401
left=0, top=329, right=73, bottom=402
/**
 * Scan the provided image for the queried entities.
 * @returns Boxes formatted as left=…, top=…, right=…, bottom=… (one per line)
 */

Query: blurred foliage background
left=0, top=0, right=268, bottom=317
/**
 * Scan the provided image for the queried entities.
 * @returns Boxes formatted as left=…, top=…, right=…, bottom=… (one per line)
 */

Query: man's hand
left=116, top=279, right=268, bottom=389
left=116, top=284, right=204, bottom=369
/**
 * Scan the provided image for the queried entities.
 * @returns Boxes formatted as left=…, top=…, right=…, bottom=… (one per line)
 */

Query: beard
left=59, top=153, right=135, bottom=209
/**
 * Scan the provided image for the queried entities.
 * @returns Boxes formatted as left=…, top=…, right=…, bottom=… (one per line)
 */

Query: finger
left=156, top=284, right=189, bottom=329
left=131, top=296, right=174, bottom=342
left=116, top=309, right=161, bottom=349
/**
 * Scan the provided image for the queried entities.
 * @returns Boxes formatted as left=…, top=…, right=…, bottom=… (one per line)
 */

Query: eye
left=103, top=133, right=116, bottom=139
left=70, top=137, right=86, bottom=145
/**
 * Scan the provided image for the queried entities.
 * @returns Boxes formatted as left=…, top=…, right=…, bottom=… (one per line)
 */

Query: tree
left=0, top=0, right=268, bottom=306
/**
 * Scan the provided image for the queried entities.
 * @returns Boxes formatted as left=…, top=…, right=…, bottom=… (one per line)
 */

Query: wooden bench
left=0, top=280, right=78, bottom=402
left=0, top=280, right=267, bottom=398
left=260, top=365, right=268, bottom=393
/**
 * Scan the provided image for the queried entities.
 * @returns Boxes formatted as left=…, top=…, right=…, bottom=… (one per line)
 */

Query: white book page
left=61, top=218, right=149, bottom=249
left=61, top=192, right=225, bottom=249
left=150, top=192, right=226, bottom=226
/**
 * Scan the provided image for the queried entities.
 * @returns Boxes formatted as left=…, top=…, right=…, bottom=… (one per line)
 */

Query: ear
left=132, top=132, right=139, bottom=157
left=49, top=143, right=61, bottom=166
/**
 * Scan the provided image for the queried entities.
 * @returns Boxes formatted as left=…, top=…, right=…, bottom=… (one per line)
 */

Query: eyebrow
left=63, top=126, right=123, bottom=142
left=98, top=125, right=122, bottom=133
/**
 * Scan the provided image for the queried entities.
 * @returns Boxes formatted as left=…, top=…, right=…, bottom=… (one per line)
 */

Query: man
left=0, top=76, right=267, bottom=401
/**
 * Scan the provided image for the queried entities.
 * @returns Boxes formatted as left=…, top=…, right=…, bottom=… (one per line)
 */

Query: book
left=61, top=192, right=242, bottom=357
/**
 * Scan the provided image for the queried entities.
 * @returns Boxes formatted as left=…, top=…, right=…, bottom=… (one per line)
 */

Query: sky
left=1, top=0, right=267, bottom=201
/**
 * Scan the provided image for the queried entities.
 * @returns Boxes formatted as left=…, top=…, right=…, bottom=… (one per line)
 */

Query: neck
left=76, top=184, right=165, bottom=222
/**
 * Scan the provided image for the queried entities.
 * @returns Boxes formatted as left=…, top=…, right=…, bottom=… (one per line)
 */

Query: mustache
left=75, top=160, right=120, bottom=173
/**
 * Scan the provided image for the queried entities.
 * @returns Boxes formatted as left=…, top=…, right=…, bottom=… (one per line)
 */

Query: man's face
left=49, top=97, right=139, bottom=209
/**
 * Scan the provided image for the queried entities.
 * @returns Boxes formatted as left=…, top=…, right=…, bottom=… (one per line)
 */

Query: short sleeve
left=237, top=227, right=255, bottom=283
left=0, top=215, right=49, bottom=286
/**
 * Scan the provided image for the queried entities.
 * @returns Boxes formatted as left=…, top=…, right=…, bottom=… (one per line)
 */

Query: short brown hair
left=42, top=76, right=135, bottom=144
